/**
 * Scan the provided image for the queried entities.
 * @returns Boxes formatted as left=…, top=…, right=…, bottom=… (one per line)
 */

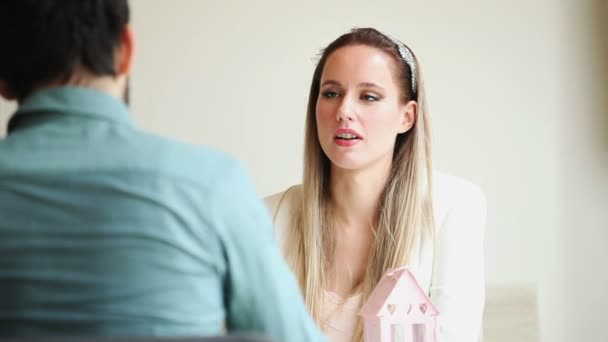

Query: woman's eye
left=321, top=91, right=339, bottom=98
left=361, top=94, right=380, bottom=102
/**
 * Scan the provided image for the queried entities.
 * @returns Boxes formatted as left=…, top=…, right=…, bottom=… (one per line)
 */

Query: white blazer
left=265, top=171, right=486, bottom=342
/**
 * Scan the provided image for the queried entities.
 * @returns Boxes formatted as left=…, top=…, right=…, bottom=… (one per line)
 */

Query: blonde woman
left=265, top=28, right=486, bottom=342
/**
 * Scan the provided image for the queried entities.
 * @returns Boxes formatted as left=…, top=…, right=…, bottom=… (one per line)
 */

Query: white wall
left=1, top=1, right=605, bottom=341
left=559, top=0, right=608, bottom=341
left=0, top=100, right=15, bottom=137
left=127, top=1, right=563, bottom=339
left=129, top=0, right=560, bottom=285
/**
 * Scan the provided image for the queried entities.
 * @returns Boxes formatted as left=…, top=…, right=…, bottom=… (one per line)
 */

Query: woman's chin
left=327, top=156, right=367, bottom=171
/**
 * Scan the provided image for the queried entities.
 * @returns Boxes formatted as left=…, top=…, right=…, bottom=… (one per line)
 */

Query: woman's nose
left=336, top=97, right=354, bottom=122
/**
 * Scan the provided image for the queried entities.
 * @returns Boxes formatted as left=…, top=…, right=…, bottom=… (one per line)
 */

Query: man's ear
left=115, top=25, right=135, bottom=76
left=397, top=100, right=417, bottom=134
left=0, top=80, right=17, bottom=101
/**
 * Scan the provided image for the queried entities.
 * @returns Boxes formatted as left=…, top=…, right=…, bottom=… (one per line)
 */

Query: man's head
left=0, top=0, right=133, bottom=102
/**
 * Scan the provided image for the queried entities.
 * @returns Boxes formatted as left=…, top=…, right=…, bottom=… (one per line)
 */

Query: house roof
left=358, top=266, right=439, bottom=318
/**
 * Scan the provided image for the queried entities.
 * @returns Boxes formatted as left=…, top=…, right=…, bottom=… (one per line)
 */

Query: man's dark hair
left=0, top=0, right=130, bottom=100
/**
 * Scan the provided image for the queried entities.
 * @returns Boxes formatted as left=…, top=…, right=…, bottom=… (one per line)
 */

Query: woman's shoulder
left=432, top=171, right=484, bottom=201
left=262, top=172, right=485, bottom=236
left=431, top=170, right=486, bottom=232
left=264, top=185, right=302, bottom=243
left=264, top=185, right=301, bottom=219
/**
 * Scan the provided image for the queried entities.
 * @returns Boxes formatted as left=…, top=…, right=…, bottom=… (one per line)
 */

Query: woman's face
left=316, top=44, right=416, bottom=172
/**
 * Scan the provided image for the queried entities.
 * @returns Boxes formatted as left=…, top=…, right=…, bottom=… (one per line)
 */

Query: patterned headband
left=387, top=35, right=417, bottom=95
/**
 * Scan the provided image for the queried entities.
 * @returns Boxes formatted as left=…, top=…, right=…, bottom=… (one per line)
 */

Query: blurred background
left=1, top=1, right=606, bottom=341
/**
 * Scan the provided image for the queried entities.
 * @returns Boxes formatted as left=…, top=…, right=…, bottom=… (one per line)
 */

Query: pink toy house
left=359, top=267, right=438, bottom=342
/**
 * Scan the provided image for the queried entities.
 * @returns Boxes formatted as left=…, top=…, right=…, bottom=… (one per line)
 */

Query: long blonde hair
left=284, top=28, right=435, bottom=341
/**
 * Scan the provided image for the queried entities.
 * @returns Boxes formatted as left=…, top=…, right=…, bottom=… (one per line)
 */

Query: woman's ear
left=115, top=25, right=135, bottom=76
left=397, top=100, right=417, bottom=134
left=0, top=80, right=16, bottom=101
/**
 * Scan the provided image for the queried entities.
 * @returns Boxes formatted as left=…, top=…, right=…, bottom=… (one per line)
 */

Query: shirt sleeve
left=210, top=161, right=327, bottom=342
left=430, top=183, right=487, bottom=342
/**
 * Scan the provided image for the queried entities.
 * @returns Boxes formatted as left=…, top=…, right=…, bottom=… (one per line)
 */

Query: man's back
left=0, top=87, right=324, bottom=341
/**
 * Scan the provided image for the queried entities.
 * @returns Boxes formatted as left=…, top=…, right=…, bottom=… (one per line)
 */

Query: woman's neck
left=327, top=158, right=393, bottom=295
left=329, top=159, right=392, bottom=227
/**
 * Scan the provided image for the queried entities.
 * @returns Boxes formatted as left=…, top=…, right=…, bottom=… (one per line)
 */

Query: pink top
left=321, top=291, right=362, bottom=342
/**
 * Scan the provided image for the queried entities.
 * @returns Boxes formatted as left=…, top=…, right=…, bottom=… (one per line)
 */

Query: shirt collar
left=8, top=86, right=132, bottom=133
